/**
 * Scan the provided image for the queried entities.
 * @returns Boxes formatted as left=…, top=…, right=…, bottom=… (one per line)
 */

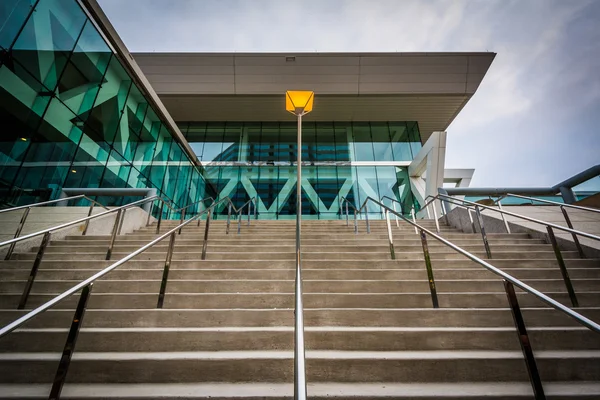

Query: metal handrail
left=0, top=195, right=250, bottom=398
left=0, top=195, right=109, bottom=214
left=342, top=195, right=599, bottom=399
left=500, top=193, right=600, bottom=214
left=439, top=194, right=600, bottom=242
left=0, top=195, right=110, bottom=260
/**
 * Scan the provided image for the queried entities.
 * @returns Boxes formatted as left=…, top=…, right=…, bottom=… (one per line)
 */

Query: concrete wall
left=0, top=207, right=155, bottom=258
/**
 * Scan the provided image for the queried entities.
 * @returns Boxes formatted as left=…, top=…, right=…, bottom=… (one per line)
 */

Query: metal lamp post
left=285, top=90, right=314, bottom=400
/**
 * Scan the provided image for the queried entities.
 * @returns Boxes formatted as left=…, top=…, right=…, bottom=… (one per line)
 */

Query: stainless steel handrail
left=219, top=197, right=257, bottom=235
left=0, top=195, right=108, bottom=214
left=0, top=195, right=252, bottom=398
left=501, top=193, right=600, bottom=213
left=342, top=194, right=599, bottom=398
left=0, top=202, right=214, bottom=337
left=0, top=195, right=110, bottom=260
left=439, top=194, right=600, bottom=242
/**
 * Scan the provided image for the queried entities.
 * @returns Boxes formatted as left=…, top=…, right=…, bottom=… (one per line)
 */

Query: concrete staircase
left=0, top=218, right=599, bottom=398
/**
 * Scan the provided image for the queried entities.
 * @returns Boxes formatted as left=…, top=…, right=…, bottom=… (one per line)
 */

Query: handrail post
left=353, top=210, right=358, bottom=234
left=178, top=208, right=186, bottom=235
left=546, top=226, right=579, bottom=307
left=145, top=200, right=153, bottom=227
left=345, top=201, right=349, bottom=226
left=419, top=229, right=439, bottom=308
left=237, top=210, right=242, bottom=234
left=201, top=208, right=212, bottom=260
left=503, top=280, right=546, bottom=400
left=106, top=209, right=123, bottom=261
left=411, top=207, right=418, bottom=234
left=560, top=205, right=585, bottom=258
left=474, top=205, right=492, bottom=259
left=392, top=202, right=399, bottom=227
left=254, top=198, right=258, bottom=220
left=157, top=232, right=176, bottom=308
left=198, top=203, right=204, bottom=227
left=117, top=208, right=126, bottom=235
left=425, top=204, right=431, bottom=219
left=83, top=202, right=95, bottom=235
left=467, top=208, right=476, bottom=233
left=48, top=283, right=93, bottom=400
left=18, top=231, right=51, bottom=309
left=432, top=203, right=441, bottom=233
left=440, top=199, right=449, bottom=226
left=247, top=200, right=251, bottom=226
left=385, top=210, right=396, bottom=260
left=497, top=200, right=511, bottom=234
left=5, top=207, right=30, bottom=260
left=364, top=207, right=371, bottom=234
left=156, top=201, right=164, bottom=234
left=226, top=203, right=232, bottom=235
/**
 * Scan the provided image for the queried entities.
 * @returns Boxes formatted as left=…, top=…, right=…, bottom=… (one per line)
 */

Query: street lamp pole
left=286, top=90, right=314, bottom=400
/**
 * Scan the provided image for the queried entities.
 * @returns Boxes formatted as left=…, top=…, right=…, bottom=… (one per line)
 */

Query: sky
left=97, top=0, right=600, bottom=187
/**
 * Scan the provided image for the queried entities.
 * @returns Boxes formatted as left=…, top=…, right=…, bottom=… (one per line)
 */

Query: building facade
left=0, top=0, right=495, bottom=219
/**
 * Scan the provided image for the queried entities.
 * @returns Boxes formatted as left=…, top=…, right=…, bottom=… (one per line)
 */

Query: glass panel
left=11, top=0, right=87, bottom=91
left=352, top=122, right=374, bottom=161
left=0, top=0, right=36, bottom=49
left=389, top=122, right=412, bottom=161
left=202, top=122, right=224, bottom=163
left=371, top=122, right=394, bottom=162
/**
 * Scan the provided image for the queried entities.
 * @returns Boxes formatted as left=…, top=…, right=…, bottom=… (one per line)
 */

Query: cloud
left=98, top=0, right=600, bottom=187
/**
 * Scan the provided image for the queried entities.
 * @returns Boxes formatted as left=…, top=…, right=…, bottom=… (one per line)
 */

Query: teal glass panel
left=12, top=0, right=87, bottom=92
left=389, top=122, right=412, bottom=161
left=352, top=122, right=374, bottom=161
left=202, top=122, right=224, bottom=162
left=371, top=122, right=394, bottom=162
left=83, top=55, right=131, bottom=145
left=408, top=122, right=422, bottom=157
left=59, top=20, right=111, bottom=116
left=278, top=122, right=296, bottom=163
left=0, top=0, right=36, bottom=49
left=100, top=148, right=131, bottom=189
left=333, top=122, right=351, bottom=162
left=316, top=122, right=336, bottom=162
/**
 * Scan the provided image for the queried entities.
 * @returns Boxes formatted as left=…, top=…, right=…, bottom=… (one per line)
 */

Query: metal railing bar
left=439, top=194, right=600, bottom=242
left=502, top=193, right=600, bottom=214
left=0, top=201, right=215, bottom=338
left=0, top=195, right=109, bottom=214
left=344, top=195, right=600, bottom=333
left=0, top=196, right=161, bottom=249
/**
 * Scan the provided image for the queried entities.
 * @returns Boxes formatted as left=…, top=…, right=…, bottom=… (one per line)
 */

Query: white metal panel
left=235, top=65, right=361, bottom=75
left=135, top=54, right=234, bottom=67
left=359, top=55, right=468, bottom=66
left=141, top=65, right=235, bottom=75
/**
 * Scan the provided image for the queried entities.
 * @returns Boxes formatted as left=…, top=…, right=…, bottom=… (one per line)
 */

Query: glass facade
left=0, top=0, right=211, bottom=213
left=180, top=122, right=422, bottom=219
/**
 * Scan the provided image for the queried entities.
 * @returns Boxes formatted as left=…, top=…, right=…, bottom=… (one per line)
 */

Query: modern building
left=0, top=0, right=494, bottom=219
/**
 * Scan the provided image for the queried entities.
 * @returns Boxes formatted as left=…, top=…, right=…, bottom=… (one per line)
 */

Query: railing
left=0, top=195, right=110, bottom=260
left=418, top=193, right=600, bottom=308
left=380, top=196, right=419, bottom=233
left=0, top=195, right=253, bottom=399
left=340, top=195, right=600, bottom=399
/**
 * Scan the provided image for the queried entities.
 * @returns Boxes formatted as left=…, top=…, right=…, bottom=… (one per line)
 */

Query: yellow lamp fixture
left=285, top=91, right=314, bottom=116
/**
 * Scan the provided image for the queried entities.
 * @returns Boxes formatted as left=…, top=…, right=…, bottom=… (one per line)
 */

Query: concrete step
left=49, top=238, right=548, bottom=247
left=9, top=250, right=583, bottom=261
left=1, top=258, right=597, bottom=270
left=64, top=232, right=534, bottom=241
left=2, top=382, right=600, bottom=399
left=0, top=350, right=598, bottom=383
left=3, top=267, right=599, bottom=281
left=40, top=243, right=556, bottom=254
left=1, top=327, right=597, bottom=353
left=1, top=278, right=598, bottom=294
left=2, top=291, right=599, bottom=309
left=2, top=308, right=599, bottom=329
